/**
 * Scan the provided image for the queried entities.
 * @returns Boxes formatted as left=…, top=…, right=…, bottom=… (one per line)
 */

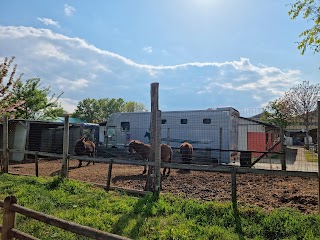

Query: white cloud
left=56, top=77, right=89, bottom=91
left=59, top=97, right=78, bottom=113
left=0, top=26, right=305, bottom=112
left=143, top=46, right=153, bottom=54
left=37, top=18, right=60, bottom=28
left=34, top=43, right=70, bottom=61
left=64, top=4, right=76, bottom=16
left=197, top=58, right=301, bottom=97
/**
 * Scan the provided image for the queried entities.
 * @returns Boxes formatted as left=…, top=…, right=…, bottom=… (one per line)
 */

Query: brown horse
left=179, top=142, right=193, bottom=164
left=128, top=140, right=173, bottom=176
left=74, top=137, right=96, bottom=167
left=160, top=143, right=173, bottom=175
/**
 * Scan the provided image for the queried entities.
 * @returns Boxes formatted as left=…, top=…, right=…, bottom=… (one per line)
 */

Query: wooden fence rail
left=6, top=148, right=318, bottom=178
left=0, top=196, right=130, bottom=240
left=3, top=147, right=319, bottom=208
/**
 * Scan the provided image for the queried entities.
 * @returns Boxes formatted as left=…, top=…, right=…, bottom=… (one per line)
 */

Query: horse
left=128, top=140, right=173, bottom=176
left=74, top=137, right=96, bottom=167
left=179, top=142, right=193, bottom=164
left=160, top=143, right=173, bottom=176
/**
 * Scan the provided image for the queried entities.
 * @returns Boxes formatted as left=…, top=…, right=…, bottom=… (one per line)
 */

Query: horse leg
left=166, top=155, right=172, bottom=175
left=78, top=160, right=82, bottom=167
left=143, top=164, right=147, bottom=174
left=92, top=152, right=95, bottom=165
left=86, top=161, right=90, bottom=166
left=162, top=167, right=166, bottom=176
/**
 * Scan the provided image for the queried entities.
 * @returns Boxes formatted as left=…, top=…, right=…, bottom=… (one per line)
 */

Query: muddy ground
left=8, top=158, right=318, bottom=214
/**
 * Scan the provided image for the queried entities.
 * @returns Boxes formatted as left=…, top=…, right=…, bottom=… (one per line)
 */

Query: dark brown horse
left=128, top=140, right=173, bottom=176
left=179, top=141, right=193, bottom=164
left=74, top=137, right=96, bottom=167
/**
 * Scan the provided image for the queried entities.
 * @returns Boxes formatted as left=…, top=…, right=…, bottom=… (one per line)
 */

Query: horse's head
left=75, top=137, right=86, bottom=155
left=144, top=132, right=150, bottom=140
left=179, top=141, right=193, bottom=162
left=128, top=140, right=137, bottom=154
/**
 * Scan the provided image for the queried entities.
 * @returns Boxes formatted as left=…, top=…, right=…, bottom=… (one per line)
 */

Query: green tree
left=261, top=98, right=292, bottom=128
left=72, top=98, right=146, bottom=123
left=0, top=57, right=25, bottom=118
left=122, top=101, right=146, bottom=112
left=283, top=81, right=320, bottom=148
left=288, top=0, right=320, bottom=54
left=12, top=78, right=64, bottom=120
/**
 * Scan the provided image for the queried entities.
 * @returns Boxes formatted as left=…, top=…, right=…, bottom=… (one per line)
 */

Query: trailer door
left=106, top=126, right=117, bottom=148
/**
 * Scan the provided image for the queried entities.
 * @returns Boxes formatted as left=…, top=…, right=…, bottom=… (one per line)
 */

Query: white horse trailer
left=105, top=107, right=239, bottom=163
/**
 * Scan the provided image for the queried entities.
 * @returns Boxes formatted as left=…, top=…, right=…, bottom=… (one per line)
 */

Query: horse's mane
left=129, top=140, right=142, bottom=144
left=129, top=140, right=149, bottom=146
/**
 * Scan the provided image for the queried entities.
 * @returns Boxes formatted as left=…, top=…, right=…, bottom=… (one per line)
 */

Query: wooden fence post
left=231, top=167, right=237, bottom=208
left=317, top=101, right=320, bottom=213
left=35, top=152, right=39, bottom=177
left=149, top=83, right=161, bottom=193
left=2, top=196, right=17, bottom=240
left=24, top=121, right=30, bottom=162
left=2, top=116, right=9, bottom=173
left=106, top=160, right=113, bottom=191
left=280, top=126, right=286, bottom=171
left=61, top=115, right=70, bottom=178
left=219, top=127, right=222, bottom=164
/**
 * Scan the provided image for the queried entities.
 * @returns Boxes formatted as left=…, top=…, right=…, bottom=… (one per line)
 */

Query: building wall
left=247, top=132, right=266, bottom=157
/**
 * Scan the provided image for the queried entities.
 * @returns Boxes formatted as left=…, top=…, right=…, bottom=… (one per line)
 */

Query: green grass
left=305, top=149, right=318, bottom=162
left=0, top=173, right=319, bottom=239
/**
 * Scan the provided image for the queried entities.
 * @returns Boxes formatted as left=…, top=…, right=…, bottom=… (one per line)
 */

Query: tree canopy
left=285, top=81, right=319, bottom=147
left=288, top=0, right=320, bottom=54
left=261, top=98, right=292, bottom=128
left=72, top=98, right=147, bottom=123
left=262, top=81, right=320, bottom=148
left=11, top=78, right=64, bottom=120
left=0, top=57, right=25, bottom=118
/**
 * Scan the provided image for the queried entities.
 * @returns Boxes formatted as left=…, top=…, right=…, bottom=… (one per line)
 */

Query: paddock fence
left=0, top=84, right=319, bottom=213
left=0, top=195, right=130, bottom=240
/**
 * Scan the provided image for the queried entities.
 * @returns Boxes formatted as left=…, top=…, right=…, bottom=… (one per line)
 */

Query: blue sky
left=0, top=1, right=318, bottom=114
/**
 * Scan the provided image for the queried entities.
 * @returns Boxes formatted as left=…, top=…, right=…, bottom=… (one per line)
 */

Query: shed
left=238, top=117, right=280, bottom=158
left=0, top=119, right=99, bottom=161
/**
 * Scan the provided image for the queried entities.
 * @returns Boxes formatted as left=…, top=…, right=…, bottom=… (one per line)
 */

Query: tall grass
left=0, top=173, right=319, bottom=239
left=305, top=149, right=318, bottom=162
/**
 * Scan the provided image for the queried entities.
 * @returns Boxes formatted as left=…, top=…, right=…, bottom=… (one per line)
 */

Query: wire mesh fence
left=0, top=106, right=318, bottom=172
left=0, top=104, right=319, bottom=213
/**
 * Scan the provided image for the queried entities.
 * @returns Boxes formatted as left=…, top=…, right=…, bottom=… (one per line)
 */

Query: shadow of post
left=233, top=201, right=245, bottom=240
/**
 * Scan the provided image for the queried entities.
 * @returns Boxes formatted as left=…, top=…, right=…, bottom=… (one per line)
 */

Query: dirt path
left=8, top=159, right=319, bottom=214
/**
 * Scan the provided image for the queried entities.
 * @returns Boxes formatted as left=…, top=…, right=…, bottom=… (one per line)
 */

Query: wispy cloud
left=37, top=18, right=60, bottom=28
left=0, top=26, right=304, bottom=112
left=56, top=77, right=89, bottom=91
left=64, top=4, right=76, bottom=16
left=143, top=46, right=153, bottom=54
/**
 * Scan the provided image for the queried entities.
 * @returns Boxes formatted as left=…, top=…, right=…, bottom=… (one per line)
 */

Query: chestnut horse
left=128, top=140, right=173, bottom=176
left=179, top=141, right=193, bottom=164
left=74, top=137, right=96, bottom=167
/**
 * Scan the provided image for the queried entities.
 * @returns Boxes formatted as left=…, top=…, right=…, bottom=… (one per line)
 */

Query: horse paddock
left=8, top=158, right=318, bottom=214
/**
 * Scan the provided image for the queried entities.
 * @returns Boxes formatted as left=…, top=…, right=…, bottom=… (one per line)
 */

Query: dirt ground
left=8, top=158, right=319, bottom=214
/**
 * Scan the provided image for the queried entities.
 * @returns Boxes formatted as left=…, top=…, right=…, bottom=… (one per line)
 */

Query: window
left=161, top=119, right=167, bottom=124
left=121, top=122, right=130, bottom=131
left=203, top=118, right=211, bottom=124
left=180, top=119, right=187, bottom=124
